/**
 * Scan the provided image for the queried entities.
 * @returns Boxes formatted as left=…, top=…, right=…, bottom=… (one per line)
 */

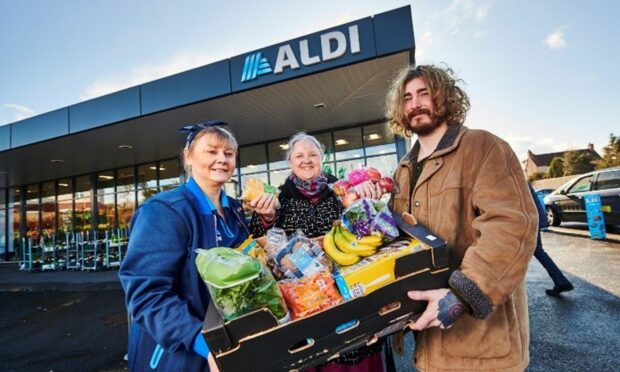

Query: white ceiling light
left=335, top=139, right=348, bottom=146
left=367, top=133, right=381, bottom=140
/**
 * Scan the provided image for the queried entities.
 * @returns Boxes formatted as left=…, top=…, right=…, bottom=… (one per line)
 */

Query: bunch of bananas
left=322, top=222, right=383, bottom=266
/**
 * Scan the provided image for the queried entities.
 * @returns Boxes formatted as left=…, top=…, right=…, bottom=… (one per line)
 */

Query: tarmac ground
left=1, top=224, right=618, bottom=371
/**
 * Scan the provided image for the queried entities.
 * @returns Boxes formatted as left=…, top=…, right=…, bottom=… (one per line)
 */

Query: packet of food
left=235, top=236, right=268, bottom=264
left=341, top=198, right=399, bottom=241
left=241, top=177, right=280, bottom=209
left=278, top=270, right=343, bottom=319
left=195, top=247, right=288, bottom=322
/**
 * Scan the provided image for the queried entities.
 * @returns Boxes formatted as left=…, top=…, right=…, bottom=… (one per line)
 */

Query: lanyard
left=185, top=178, right=235, bottom=244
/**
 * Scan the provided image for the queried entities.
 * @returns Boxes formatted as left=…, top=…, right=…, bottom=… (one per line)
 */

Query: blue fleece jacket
left=119, top=183, right=250, bottom=371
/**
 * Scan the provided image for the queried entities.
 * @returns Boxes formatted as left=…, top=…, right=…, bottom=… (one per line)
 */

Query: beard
left=407, top=109, right=442, bottom=136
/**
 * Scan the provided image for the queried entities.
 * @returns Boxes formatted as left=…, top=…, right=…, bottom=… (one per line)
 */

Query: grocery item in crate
left=341, top=198, right=398, bottom=240
left=271, top=231, right=333, bottom=279
left=334, top=238, right=425, bottom=300
left=195, top=247, right=288, bottom=322
left=235, top=236, right=268, bottom=264
left=322, top=222, right=383, bottom=267
left=278, top=270, right=343, bottom=319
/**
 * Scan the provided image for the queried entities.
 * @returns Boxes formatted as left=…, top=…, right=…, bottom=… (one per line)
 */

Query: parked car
left=535, top=188, right=555, bottom=199
left=544, top=167, right=620, bottom=227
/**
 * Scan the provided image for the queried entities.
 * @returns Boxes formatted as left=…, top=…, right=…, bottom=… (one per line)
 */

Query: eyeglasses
left=179, top=120, right=228, bottom=148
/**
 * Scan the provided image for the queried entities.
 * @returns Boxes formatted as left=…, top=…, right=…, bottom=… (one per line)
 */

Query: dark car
left=544, top=167, right=620, bottom=227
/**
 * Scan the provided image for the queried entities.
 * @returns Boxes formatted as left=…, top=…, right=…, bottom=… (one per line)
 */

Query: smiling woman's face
left=184, top=133, right=236, bottom=187
left=289, top=139, right=323, bottom=181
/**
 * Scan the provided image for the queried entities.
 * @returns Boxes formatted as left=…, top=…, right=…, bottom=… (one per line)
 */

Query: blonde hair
left=181, top=126, right=238, bottom=176
left=385, top=64, right=470, bottom=138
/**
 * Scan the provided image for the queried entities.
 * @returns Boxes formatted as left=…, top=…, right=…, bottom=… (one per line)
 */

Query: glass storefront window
left=364, top=122, right=397, bottom=156
left=136, top=164, right=157, bottom=205
left=97, top=193, right=116, bottom=232
left=269, top=168, right=290, bottom=188
left=366, top=154, right=399, bottom=179
left=25, top=184, right=40, bottom=240
left=8, top=188, right=22, bottom=257
left=159, top=159, right=181, bottom=191
left=97, top=170, right=116, bottom=234
left=136, top=164, right=156, bottom=190
left=240, top=144, right=267, bottom=174
left=268, top=140, right=289, bottom=171
left=57, top=179, right=73, bottom=239
left=334, top=127, right=364, bottom=161
left=74, top=175, right=92, bottom=232
left=41, top=181, right=55, bottom=242
left=117, top=191, right=135, bottom=229
left=117, top=167, right=135, bottom=193
left=0, top=190, right=6, bottom=259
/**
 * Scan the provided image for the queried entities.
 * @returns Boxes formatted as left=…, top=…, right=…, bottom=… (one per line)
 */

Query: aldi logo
left=240, top=52, right=273, bottom=83
left=240, top=25, right=361, bottom=83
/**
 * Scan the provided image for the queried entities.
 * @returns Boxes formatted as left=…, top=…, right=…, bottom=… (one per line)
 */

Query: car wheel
left=546, top=206, right=560, bottom=227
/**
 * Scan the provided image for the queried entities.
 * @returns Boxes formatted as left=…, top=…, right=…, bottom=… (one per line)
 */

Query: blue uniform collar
left=185, top=177, right=230, bottom=215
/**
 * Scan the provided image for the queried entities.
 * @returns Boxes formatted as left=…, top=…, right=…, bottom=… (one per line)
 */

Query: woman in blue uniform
left=119, top=121, right=249, bottom=371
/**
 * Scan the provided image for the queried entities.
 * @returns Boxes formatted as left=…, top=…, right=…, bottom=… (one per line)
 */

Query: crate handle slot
left=335, top=319, right=360, bottom=334
left=288, top=338, right=315, bottom=354
left=379, top=301, right=401, bottom=316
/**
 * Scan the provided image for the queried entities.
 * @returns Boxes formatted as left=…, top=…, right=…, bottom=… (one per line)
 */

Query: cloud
left=543, top=26, right=569, bottom=49
left=80, top=50, right=231, bottom=100
left=0, top=103, right=36, bottom=125
left=417, top=0, right=493, bottom=50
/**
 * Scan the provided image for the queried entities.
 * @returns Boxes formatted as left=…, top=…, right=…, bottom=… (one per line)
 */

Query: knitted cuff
left=448, top=270, right=493, bottom=319
left=259, top=212, right=277, bottom=229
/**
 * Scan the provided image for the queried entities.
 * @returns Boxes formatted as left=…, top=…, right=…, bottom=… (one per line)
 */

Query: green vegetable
left=196, top=248, right=287, bottom=321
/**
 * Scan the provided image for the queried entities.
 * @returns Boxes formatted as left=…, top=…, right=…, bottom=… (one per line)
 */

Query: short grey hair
left=285, top=132, right=325, bottom=162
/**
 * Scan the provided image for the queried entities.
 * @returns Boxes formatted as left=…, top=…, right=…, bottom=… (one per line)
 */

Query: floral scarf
left=289, top=173, right=328, bottom=200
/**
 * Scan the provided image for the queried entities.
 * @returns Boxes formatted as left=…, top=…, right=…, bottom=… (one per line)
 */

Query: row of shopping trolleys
left=20, top=229, right=129, bottom=272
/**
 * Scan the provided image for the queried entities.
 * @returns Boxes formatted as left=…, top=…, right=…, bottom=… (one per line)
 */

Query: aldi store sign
left=232, top=18, right=375, bottom=91
left=241, top=25, right=361, bottom=82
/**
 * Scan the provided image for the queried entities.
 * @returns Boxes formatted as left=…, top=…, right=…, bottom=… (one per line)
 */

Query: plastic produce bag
left=341, top=198, right=398, bottom=241
left=278, top=270, right=343, bottom=319
left=196, top=247, right=288, bottom=322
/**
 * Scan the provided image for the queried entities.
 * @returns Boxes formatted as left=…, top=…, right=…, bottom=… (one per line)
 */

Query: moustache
left=407, top=109, right=432, bottom=121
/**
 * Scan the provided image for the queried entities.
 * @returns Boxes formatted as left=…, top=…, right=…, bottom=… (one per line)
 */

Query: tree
left=595, top=133, right=620, bottom=169
left=528, top=172, right=547, bottom=182
left=562, top=150, right=595, bottom=176
left=548, top=156, right=564, bottom=178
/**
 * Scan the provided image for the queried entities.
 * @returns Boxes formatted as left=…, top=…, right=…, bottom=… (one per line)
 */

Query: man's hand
left=356, top=180, right=383, bottom=200
left=408, top=288, right=466, bottom=330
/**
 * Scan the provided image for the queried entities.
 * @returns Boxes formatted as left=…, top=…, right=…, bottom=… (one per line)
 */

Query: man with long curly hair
left=386, top=64, right=538, bottom=371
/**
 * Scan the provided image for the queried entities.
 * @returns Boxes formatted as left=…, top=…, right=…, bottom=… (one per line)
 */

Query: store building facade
left=0, top=6, right=415, bottom=262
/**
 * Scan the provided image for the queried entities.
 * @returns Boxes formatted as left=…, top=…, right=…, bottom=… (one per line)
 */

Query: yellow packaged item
left=333, top=238, right=425, bottom=300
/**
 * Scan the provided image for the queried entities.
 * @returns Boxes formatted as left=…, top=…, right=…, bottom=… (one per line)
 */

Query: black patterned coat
left=249, top=174, right=342, bottom=238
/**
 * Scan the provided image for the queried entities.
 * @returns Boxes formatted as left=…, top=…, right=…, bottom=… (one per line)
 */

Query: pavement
left=0, top=225, right=618, bottom=371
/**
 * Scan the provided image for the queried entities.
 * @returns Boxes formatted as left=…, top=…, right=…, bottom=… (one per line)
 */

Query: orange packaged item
left=278, top=271, right=343, bottom=319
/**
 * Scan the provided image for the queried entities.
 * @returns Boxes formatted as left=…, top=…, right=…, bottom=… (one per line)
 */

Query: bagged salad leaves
left=340, top=198, right=398, bottom=241
left=196, top=247, right=288, bottom=322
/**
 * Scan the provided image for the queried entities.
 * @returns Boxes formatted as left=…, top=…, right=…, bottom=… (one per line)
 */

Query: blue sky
left=0, top=0, right=617, bottom=160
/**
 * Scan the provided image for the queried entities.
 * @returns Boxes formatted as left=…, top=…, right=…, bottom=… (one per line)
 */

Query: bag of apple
left=331, top=167, right=398, bottom=207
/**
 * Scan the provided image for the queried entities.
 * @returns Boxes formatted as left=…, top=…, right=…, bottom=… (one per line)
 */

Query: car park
left=544, top=167, right=620, bottom=227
